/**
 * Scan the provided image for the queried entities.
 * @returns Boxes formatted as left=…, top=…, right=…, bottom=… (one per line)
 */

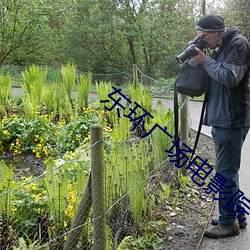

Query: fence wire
left=137, top=67, right=175, bottom=96
left=0, top=66, right=194, bottom=249
left=0, top=134, right=181, bottom=249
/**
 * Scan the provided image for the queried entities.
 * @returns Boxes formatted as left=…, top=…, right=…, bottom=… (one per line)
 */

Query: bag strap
left=191, top=48, right=210, bottom=158
left=189, top=90, right=208, bottom=162
left=174, top=80, right=180, bottom=166
left=174, top=81, right=208, bottom=167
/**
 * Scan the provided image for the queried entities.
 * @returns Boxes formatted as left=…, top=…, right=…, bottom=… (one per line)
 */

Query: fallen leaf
left=170, top=212, right=177, bottom=217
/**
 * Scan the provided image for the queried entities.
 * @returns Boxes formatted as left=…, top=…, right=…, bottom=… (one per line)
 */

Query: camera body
left=176, top=36, right=208, bottom=63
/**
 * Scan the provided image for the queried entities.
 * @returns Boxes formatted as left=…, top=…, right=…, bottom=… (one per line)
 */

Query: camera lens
left=176, top=44, right=198, bottom=63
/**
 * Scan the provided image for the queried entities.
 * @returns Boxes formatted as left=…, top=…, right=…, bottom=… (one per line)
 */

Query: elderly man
left=192, top=15, right=250, bottom=238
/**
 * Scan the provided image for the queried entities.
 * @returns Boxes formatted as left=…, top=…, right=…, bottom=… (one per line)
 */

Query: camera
left=176, top=36, right=208, bottom=63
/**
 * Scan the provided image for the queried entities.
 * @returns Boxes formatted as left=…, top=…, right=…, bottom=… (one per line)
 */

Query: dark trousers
left=211, top=126, right=249, bottom=224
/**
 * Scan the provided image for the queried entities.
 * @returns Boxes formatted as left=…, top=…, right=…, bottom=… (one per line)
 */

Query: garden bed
left=0, top=128, right=216, bottom=250
left=0, top=65, right=217, bottom=249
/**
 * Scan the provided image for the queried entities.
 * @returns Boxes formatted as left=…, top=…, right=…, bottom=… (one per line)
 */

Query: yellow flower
left=26, top=183, right=37, bottom=191
left=12, top=207, right=17, bottom=212
left=42, top=147, right=49, bottom=157
left=14, top=149, right=22, bottom=155
left=65, top=205, right=74, bottom=218
left=71, top=195, right=76, bottom=204
left=32, top=193, right=42, bottom=201
left=3, top=130, right=9, bottom=135
left=36, top=152, right=41, bottom=159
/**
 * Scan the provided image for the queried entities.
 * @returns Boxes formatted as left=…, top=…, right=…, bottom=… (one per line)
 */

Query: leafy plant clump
left=0, top=107, right=101, bottom=158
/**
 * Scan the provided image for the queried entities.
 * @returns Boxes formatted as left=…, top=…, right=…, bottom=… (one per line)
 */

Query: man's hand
left=192, top=47, right=207, bottom=64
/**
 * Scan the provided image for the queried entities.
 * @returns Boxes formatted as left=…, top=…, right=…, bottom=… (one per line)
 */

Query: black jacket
left=203, top=26, right=250, bottom=128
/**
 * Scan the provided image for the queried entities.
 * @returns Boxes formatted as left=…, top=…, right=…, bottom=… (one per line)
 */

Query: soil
left=0, top=152, right=45, bottom=180
left=159, top=129, right=216, bottom=250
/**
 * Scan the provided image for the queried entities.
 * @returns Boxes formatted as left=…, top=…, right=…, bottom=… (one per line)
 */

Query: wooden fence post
left=133, top=64, right=138, bottom=85
left=91, top=124, right=106, bottom=250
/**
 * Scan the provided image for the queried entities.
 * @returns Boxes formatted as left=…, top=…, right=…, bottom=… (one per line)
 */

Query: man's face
left=196, top=30, right=222, bottom=49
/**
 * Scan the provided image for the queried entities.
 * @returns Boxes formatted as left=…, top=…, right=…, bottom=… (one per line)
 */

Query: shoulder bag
left=175, top=58, right=209, bottom=97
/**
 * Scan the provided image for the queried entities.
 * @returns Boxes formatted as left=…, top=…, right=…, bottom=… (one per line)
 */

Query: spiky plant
left=0, top=73, right=12, bottom=116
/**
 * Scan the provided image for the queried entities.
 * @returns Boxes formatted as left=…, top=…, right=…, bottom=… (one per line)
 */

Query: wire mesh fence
left=138, top=68, right=175, bottom=96
left=1, top=64, right=175, bottom=97
left=0, top=126, right=182, bottom=249
left=0, top=64, right=192, bottom=249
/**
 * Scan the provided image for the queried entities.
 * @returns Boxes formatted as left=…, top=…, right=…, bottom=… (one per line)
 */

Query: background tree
left=64, top=0, right=130, bottom=73
left=0, top=0, right=237, bottom=80
left=0, top=0, right=77, bottom=66
left=221, top=0, right=250, bottom=39
left=0, top=0, right=49, bottom=65
left=65, top=0, right=200, bottom=78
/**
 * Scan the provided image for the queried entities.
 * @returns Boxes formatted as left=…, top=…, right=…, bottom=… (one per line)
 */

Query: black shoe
left=204, top=222, right=240, bottom=238
left=211, top=214, right=247, bottom=229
